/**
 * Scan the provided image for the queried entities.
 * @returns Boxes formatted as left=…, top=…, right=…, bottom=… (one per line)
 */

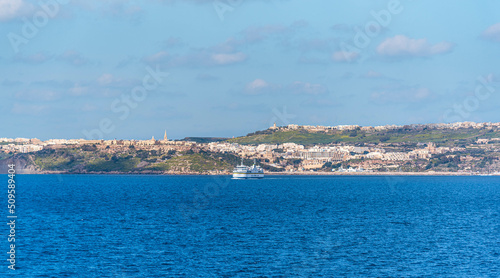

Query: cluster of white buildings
left=205, top=141, right=465, bottom=164
left=207, top=142, right=305, bottom=158
left=1, top=138, right=43, bottom=153
left=203, top=140, right=477, bottom=172
left=0, top=144, right=44, bottom=153
left=269, top=121, right=500, bottom=133
left=0, top=131, right=199, bottom=154
left=0, top=138, right=31, bottom=143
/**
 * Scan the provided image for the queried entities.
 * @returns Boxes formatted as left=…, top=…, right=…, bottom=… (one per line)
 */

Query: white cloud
left=69, top=83, right=88, bottom=96
left=13, top=52, right=52, bottom=64
left=143, top=51, right=169, bottom=63
left=244, top=79, right=327, bottom=95
left=59, top=50, right=89, bottom=66
left=164, top=37, right=184, bottom=48
left=481, top=23, right=500, bottom=42
left=371, top=86, right=432, bottom=104
left=70, top=0, right=143, bottom=19
left=332, top=51, right=359, bottom=62
left=289, top=81, right=327, bottom=95
left=141, top=21, right=304, bottom=68
left=413, top=87, right=431, bottom=100
left=377, top=35, right=454, bottom=57
left=362, top=70, right=384, bottom=78
left=97, top=74, right=114, bottom=85
left=141, top=50, right=247, bottom=68
left=211, top=52, right=247, bottom=65
left=12, top=103, right=48, bottom=115
left=246, top=79, right=270, bottom=92
left=104, top=0, right=142, bottom=17
left=0, top=0, right=33, bottom=22
left=95, top=73, right=137, bottom=90
left=81, top=103, right=98, bottom=112
left=196, top=73, right=218, bottom=81
left=15, top=89, right=59, bottom=102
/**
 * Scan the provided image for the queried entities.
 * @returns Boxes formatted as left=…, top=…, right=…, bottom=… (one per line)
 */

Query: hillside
left=227, top=127, right=500, bottom=146
left=2, top=124, right=500, bottom=175
left=3, top=148, right=239, bottom=174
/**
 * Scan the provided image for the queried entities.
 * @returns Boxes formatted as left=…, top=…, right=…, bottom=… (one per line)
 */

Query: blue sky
left=1, top=0, right=500, bottom=140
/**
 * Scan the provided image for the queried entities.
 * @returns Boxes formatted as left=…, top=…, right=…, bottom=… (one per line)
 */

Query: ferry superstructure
left=232, top=159, right=264, bottom=179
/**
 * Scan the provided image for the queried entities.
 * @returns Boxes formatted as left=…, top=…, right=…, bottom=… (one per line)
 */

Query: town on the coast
left=2, top=121, right=500, bottom=175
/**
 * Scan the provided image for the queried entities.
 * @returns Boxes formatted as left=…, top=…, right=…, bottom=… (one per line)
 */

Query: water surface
left=3, top=175, right=500, bottom=277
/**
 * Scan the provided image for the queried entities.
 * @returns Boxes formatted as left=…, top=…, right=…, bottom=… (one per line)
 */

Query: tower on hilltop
left=164, top=130, right=168, bottom=141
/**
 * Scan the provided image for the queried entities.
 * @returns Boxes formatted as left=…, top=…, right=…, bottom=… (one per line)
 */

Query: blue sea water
left=2, top=175, right=500, bottom=277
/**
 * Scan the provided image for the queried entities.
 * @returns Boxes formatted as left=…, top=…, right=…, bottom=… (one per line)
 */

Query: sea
left=2, top=175, right=500, bottom=277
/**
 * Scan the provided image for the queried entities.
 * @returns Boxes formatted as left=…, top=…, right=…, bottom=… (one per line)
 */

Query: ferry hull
left=232, top=173, right=264, bottom=179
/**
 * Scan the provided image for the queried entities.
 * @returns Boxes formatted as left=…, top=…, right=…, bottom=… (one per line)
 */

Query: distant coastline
left=2, top=121, right=500, bottom=175
left=7, top=170, right=497, bottom=176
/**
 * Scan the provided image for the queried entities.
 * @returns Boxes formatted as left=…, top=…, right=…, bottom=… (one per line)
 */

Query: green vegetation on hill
left=7, top=148, right=237, bottom=173
left=32, top=149, right=84, bottom=171
left=146, top=153, right=231, bottom=172
left=1, top=146, right=286, bottom=174
left=227, top=127, right=500, bottom=146
left=86, top=156, right=140, bottom=172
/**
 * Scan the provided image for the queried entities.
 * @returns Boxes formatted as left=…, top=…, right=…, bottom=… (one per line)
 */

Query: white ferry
left=232, top=159, right=264, bottom=179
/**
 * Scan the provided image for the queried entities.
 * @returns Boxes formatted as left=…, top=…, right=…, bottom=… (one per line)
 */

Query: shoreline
left=6, top=170, right=499, bottom=176
left=266, top=171, right=498, bottom=176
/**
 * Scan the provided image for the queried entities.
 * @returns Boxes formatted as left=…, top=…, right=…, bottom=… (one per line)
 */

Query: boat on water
left=232, top=159, right=264, bottom=179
